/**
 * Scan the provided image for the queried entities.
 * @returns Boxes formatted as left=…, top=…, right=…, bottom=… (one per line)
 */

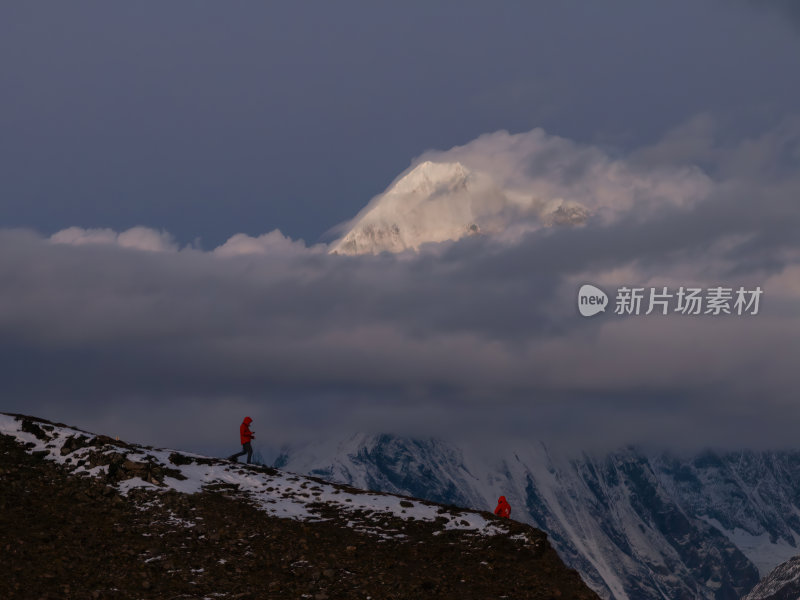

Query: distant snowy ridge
left=276, top=434, right=800, bottom=600
left=0, top=414, right=517, bottom=541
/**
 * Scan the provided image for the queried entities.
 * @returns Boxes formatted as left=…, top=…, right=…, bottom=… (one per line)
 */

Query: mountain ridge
left=742, top=554, right=800, bottom=600
left=1, top=413, right=597, bottom=599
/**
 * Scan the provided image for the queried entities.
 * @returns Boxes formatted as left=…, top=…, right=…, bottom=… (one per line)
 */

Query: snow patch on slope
left=0, top=414, right=514, bottom=540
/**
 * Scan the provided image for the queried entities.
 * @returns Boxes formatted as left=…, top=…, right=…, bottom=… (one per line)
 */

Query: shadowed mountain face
left=275, top=435, right=800, bottom=600
left=0, top=414, right=598, bottom=600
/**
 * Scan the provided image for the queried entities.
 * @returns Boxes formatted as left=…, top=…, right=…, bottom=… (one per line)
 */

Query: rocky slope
left=0, top=413, right=598, bottom=600
left=741, top=555, right=800, bottom=600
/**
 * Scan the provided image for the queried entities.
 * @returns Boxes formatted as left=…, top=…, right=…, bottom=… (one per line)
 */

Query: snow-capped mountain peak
left=329, top=158, right=593, bottom=255
left=330, top=161, right=487, bottom=255
left=387, top=160, right=471, bottom=196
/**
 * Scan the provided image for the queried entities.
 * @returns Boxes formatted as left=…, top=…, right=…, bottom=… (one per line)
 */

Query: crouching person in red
left=494, top=495, right=511, bottom=518
left=228, top=416, right=255, bottom=464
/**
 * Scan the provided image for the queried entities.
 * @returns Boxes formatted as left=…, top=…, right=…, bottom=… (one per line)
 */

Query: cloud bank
left=2, top=123, right=799, bottom=455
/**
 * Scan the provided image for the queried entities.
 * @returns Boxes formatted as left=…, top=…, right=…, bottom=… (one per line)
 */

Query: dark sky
left=1, top=1, right=799, bottom=456
left=3, top=1, right=799, bottom=246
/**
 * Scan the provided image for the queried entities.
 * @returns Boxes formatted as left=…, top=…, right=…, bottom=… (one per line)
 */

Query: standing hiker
left=228, top=416, right=255, bottom=464
left=494, top=495, right=511, bottom=518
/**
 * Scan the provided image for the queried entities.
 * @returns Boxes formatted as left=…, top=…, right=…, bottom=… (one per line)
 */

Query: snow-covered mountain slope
left=742, top=555, right=800, bottom=600
left=0, top=414, right=513, bottom=539
left=0, top=414, right=601, bottom=600
left=329, top=160, right=588, bottom=255
left=275, top=435, right=800, bottom=600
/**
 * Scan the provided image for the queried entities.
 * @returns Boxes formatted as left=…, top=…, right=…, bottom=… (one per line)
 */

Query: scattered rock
left=60, top=435, right=91, bottom=456
left=20, top=419, right=50, bottom=441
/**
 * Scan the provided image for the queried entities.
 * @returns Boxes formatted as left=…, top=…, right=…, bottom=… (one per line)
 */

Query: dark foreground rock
left=0, top=420, right=598, bottom=600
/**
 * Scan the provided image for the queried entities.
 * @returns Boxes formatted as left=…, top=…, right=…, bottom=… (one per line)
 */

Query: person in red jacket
left=494, top=495, right=511, bottom=518
left=228, top=416, right=255, bottom=464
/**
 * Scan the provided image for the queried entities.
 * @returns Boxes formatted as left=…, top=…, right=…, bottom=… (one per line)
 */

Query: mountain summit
left=330, top=158, right=592, bottom=255
left=330, top=161, right=486, bottom=255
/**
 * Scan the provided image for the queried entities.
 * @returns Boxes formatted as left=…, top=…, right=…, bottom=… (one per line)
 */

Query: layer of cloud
left=50, top=226, right=178, bottom=253
left=418, top=129, right=714, bottom=218
left=213, top=230, right=322, bottom=257
left=3, top=122, right=799, bottom=456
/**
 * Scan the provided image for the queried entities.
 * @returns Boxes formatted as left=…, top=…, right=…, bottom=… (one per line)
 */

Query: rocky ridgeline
left=21, top=417, right=188, bottom=486
left=741, top=555, right=800, bottom=600
left=1, top=414, right=599, bottom=599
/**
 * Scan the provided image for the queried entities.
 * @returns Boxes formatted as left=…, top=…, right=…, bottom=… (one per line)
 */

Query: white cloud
left=50, top=227, right=119, bottom=246
left=421, top=129, right=714, bottom=217
left=50, top=226, right=178, bottom=253
left=50, top=226, right=325, bottom=258
left=213, top=230, right=318, bottom=257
